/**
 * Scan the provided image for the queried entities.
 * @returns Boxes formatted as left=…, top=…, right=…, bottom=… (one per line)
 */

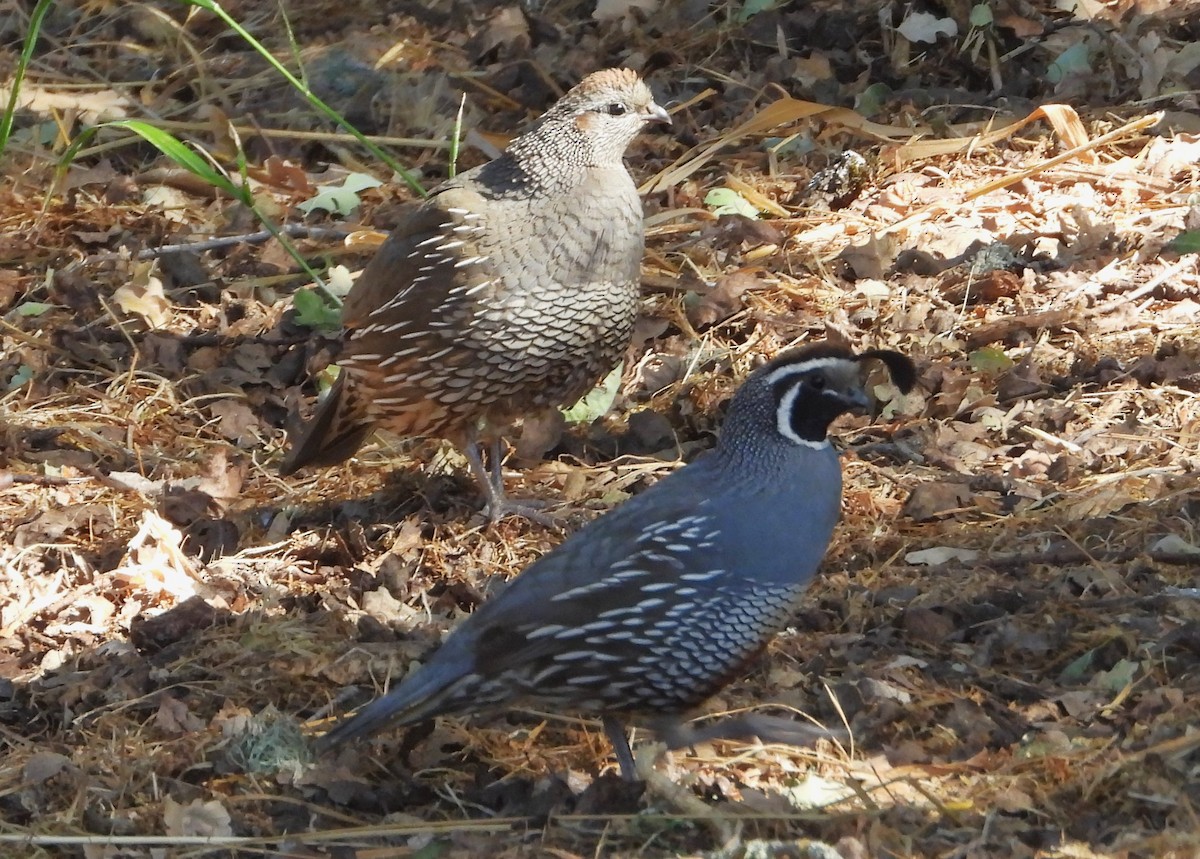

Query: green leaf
left=1092, top=658, right=1138, bottom=693
left=410, top=839, right=449, bottom=859
left=14, top=301, right=57, bottom=317
left=297, top=173, right=383, bottom=216
left=854, top=83, right=891, bottom=118
left=562, top=364, right=622, bottom=423
left=969, top=3, right=994, bottom=27
left=291, top=288, right=342, bottom=330
left=1167, top=230, right=1200, bottom=254
left=1059, top=649, right=1094, bottom=683
left=764, top=135, right=814, bottom=158
left=704, top=188, right=759, bottom=219
left=6, top=364, right=33, bottom=391
left=316, top=364, right=341, bottom=394
left=738, top=0, right=777, bottom=23
left=1047, top=42, right=1091, bottom=84
left=968, top=346, right=1014, bottom=374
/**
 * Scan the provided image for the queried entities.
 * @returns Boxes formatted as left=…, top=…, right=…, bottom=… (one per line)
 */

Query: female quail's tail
left=278, top=372, right=373, bottom=476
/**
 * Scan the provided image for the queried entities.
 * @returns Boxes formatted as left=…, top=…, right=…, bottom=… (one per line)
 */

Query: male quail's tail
left=314, top=342, right=918, bottom=779
left=278, top=373, right=372, bottom=477
left=314, top=643, right=473, bottom=753
left=280, top=69, right=670, bottom=519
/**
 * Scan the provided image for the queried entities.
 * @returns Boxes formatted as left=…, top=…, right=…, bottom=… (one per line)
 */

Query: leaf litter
left=2, top=1, right=1200, bottom=857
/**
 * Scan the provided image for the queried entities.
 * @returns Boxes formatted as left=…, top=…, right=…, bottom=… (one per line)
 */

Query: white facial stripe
left=769, top=356, right=855, bottom=449
left=775, top=381, right=830, bottom=449
left=764, top=356, right=851, bottom=385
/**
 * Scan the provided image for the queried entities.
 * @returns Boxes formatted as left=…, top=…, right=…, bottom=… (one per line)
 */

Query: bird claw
left=464, top=434, right=560, bottom=525
left=483, top=496, right=559, bottom=527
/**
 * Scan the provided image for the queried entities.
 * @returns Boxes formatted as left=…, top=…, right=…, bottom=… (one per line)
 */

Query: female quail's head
left=508, top=68, right=671, bottom=171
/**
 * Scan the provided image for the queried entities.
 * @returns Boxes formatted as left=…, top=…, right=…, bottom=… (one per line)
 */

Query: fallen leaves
left=162, top=796, right=232, bottom=839
left=2, top=4, right=1200, bottom=858
left=111, top=510, right=206, bottom=600
left=112, top=264, right=170, bottom=329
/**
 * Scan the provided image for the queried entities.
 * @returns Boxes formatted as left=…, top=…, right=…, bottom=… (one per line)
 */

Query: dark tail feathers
left=279, top=371, right=374, bottom=476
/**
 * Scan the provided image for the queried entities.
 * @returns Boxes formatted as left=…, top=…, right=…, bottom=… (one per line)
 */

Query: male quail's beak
left=646, top=102, right=672, bottom=126
left=843, top=386, right=872, bottom=416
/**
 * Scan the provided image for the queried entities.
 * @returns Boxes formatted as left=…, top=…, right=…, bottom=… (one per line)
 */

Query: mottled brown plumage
left=281, top=69, right=669, bottom=518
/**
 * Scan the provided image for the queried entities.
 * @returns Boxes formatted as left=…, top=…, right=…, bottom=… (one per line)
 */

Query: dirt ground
left=2, top=0, right=1199, bottom=856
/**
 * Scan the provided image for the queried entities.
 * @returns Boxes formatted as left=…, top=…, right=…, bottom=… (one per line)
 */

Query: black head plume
left=855, top=349, right=918, bottom=394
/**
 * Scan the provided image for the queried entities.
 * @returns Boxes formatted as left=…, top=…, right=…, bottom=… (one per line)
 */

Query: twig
left=0, top=471, right=83, bottom=487
left=1089, top=257, right=1198, bottom=317
left=82, top=224, right=355, bottom=264
left=960, top=547, right=1200, bottom=569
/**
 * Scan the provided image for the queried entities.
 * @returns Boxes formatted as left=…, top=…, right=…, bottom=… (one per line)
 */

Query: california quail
left=314, top=342, right=918, bottom=779
left=280, top=69, right=671, bottom=520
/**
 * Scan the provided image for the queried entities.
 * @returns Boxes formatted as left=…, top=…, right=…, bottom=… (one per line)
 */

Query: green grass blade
left=0, top=0, right=56, bottom=159
left=175, top=0, right=426, bottom=196
left=104, top=119, right=246, bottom=199
left=57, top=119, right=338, bottom=303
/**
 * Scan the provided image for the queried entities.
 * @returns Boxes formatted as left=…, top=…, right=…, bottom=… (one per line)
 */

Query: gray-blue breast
left=314, top=341, right=917, bottom=779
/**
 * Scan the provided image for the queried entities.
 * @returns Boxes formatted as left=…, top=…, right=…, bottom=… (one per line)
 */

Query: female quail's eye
left=606, top=102, right=628, bottom=116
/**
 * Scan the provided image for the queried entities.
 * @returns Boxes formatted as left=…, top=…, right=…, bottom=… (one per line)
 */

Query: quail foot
left=314, top=342, right=918, bottom=779
left=280, top=69, right=670, bottom=521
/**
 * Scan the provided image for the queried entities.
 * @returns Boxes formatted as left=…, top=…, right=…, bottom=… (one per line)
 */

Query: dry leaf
left=112, top=510, right=207, bottom=599
left=162, top=796, right=233, bottom=838
left=0, top=81, right=133, bottom=122
left=113, top=263, right=170, bottom=328
left=593, top=0, right=659, bottom=20
left=904, top=546, right=981, bottom=565
left=687, top=270, right=763, bottom=328
left=902, top=481, right=975, bottom=521
left=156, top=695, right=207, bottom=734
left=23, top=752, right=75, bottom=785
left=208, top=399, right=261, bottom=445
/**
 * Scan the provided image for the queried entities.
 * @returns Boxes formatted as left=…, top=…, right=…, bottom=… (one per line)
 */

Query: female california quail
left=280, top=69, right=671, bottom=520
left=314, top=342, right=918, bottom=779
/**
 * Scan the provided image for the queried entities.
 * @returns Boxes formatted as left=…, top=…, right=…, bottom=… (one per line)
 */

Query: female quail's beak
left=646, top=102, right=672, bottom=126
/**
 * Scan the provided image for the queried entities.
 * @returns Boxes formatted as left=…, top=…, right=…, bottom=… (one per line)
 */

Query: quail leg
left=603, top=716, right=640, bottom=782
left=462, top=434, right=556, bottom=525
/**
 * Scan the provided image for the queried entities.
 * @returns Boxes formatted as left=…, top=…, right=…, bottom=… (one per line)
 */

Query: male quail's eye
left=809, top=374, right=827, bottom=390
left=606, top=102, right=628, bottom=116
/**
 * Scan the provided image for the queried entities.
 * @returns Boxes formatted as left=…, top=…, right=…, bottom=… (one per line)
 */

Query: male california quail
left=280, top=69, right=671, bottom=520
left=315, top=342, right=918, bottom=779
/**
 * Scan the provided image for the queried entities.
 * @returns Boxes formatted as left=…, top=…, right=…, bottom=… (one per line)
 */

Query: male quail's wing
left=455, top=473, right=803, bottom=711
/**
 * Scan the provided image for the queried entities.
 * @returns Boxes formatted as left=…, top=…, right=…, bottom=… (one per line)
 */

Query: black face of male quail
left=280, top=69, right=670, bottom=520
left=314, top=342, right=918, bottom=780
